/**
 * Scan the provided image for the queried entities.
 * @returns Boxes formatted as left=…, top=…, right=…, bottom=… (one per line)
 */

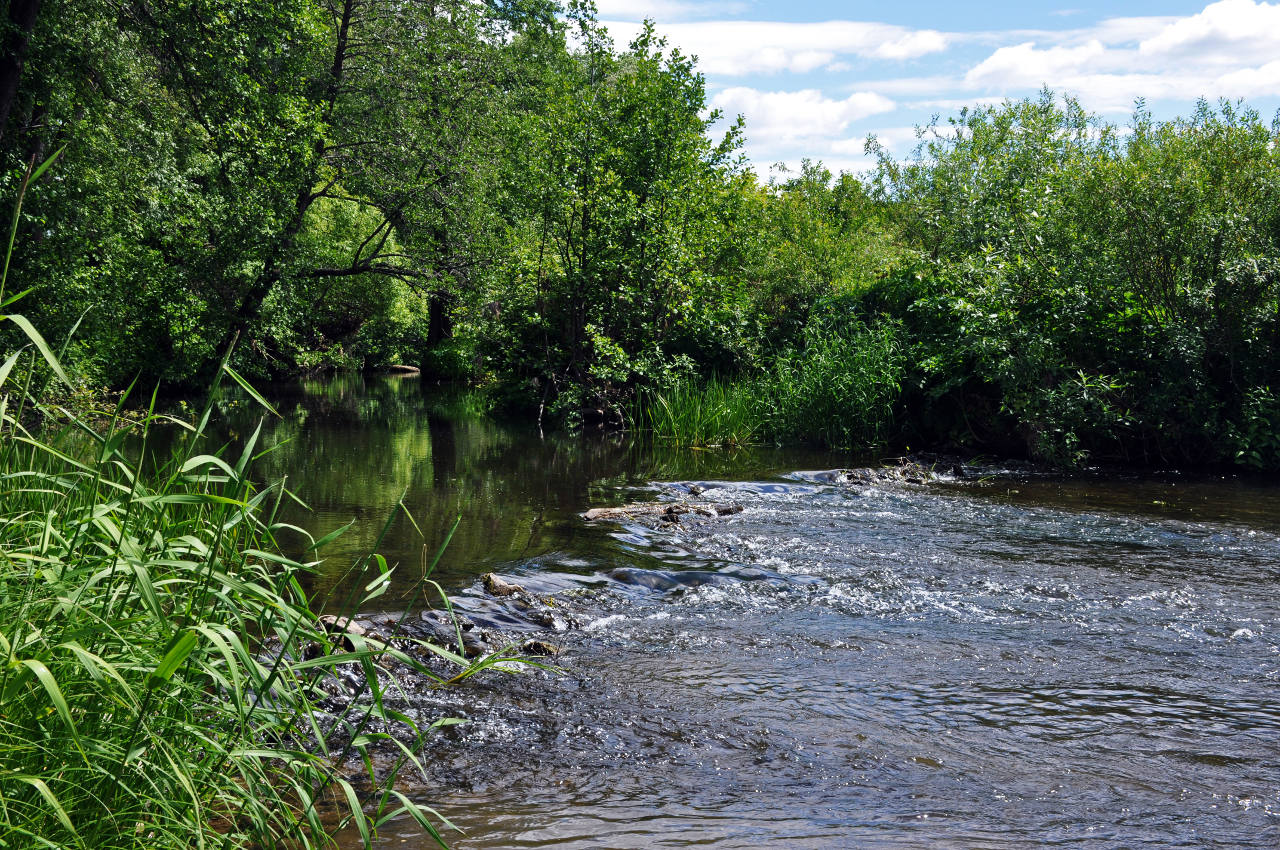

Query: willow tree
left=490, top=9, right=746, bottom=420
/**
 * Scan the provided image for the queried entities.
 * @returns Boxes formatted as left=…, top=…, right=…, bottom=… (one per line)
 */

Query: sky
left=595, top=0, right=1280, bottom=176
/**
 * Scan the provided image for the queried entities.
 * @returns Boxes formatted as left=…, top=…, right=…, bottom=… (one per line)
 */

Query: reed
left=636, top=318, right=903, bottom=451
left=0, top=154, right=490, bottom=849
left=637, top=378, right=762, bottom=448
left=764, top=317, right=903, bottom=449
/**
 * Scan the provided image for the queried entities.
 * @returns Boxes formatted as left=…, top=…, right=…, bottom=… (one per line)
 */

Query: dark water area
left=215, top=375, right=1280, bottom=848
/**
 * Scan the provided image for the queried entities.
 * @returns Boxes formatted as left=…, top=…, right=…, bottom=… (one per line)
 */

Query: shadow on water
left=200, top=375, right=1280, bottom=849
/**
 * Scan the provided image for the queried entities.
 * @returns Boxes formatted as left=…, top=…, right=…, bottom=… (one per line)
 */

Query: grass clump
left=639, top=315, right=904, bottom=450
left=0, top=348, right=474, bottom=847
left=639, top=379, right=762, bottom=448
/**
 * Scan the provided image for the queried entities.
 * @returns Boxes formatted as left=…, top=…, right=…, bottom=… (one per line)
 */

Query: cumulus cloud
left=595, top=2, right=1280, bottom=171
left=711, top=87, right=896, bottom=145
left=604, top=20, right=949, bottom=75
left=1138, top=0, right=1280, bottom=66
left=1080, top=15, right=1181, bottom=45
left=965, top=40, right=1110, bottom=88
left=1215, top=60, right=1280, bottom=97
left=959, top=1, right=1280, bottom=104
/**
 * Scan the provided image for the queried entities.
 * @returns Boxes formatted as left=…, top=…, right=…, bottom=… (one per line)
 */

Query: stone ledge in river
left=478, top=572, right=577, bottom=632
left=582, top=501, right=743, bottom=526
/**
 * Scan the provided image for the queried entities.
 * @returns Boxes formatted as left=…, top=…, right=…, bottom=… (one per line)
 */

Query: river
left=219, top=374, right=1280, bottom=849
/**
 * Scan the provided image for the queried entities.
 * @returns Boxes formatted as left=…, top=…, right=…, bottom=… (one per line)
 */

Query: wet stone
left=482, top=572, right=524, bottom=597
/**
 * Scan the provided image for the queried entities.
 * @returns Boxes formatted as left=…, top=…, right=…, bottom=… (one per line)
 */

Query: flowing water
left=224, top=375, right=1279, bottom=848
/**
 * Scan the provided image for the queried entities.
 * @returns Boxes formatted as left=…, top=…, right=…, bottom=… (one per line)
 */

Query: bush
left=870, top=93, right=1280, bottom=468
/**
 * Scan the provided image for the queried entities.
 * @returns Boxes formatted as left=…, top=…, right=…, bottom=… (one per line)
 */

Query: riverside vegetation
left=1, top=2, right=1277, bottom=469
left=2, top=157, right=537, bottom=845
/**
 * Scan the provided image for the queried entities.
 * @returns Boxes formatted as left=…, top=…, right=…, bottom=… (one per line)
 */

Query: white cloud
left=904, top=96, right=1010, bottom=112
left=604, top=20, right=949, bottom=75
left=1216, top=59, right=1280, bottom=97
left=958, top=2, right=1280, bottom=105
left=965, top=40, right=1110, bottom=88
left=592, top=3, right=1280, bottom=170
left=1138, top=0, right=1280, bottom=66
left=711, top=87, right=895, bottom=145
left=846, top=74, right=967, bottom=97
left=1080, top=15, right=1182, bottom=46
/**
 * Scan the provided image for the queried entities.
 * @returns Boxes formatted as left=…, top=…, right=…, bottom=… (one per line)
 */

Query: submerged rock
left=519, top=639, right=561, bottom=657
left=318, top=613, right=367, bottom=637
left=811, top=458, right=956, bottom=488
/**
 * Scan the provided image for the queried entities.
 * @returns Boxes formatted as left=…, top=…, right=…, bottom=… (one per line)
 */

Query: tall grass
left=0, top=155, right=482, bottom=848
left=638, top=317, right=904, bottom=450
left=638, top=379, right=761, bottom=448
left=766, top=317, right=903, bottom=449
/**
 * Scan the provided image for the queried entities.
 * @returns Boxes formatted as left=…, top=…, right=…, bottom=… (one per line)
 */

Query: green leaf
left=307, top=518, right=355, bottom=552
left=0, top=286, right=32, bottom=308
left=2, top=314, right=70, bottom=387
left=337, top=778, right=371, bottom=846
left=8, top=774, right=80, bottom=839
left=0, top=347, right=24, bottom=388
left=20, top=660, right=79, bottom=742
left=148, top=629, right=199, bottom=688
left=30, top=145, right=67, bottom=184
left=222, top=363, right=280, bottom=417
left=179, top=454, right=238, bottom=478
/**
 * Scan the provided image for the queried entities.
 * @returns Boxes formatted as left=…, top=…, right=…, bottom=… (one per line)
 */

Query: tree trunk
left=0, top=0, right=41, bottom=145
left=426, top=290, right=453, bottom=346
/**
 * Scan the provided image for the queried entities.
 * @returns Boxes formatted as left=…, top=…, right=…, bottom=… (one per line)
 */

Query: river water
left=226, top=375, right=1280, bottom=848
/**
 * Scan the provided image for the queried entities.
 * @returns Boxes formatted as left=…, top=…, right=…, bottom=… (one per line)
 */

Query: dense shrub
left=869, top=93, right=1280, bottom=468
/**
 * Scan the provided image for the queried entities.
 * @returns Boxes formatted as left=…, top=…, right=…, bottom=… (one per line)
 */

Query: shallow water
left=221, top=376, right=1280, bottom=848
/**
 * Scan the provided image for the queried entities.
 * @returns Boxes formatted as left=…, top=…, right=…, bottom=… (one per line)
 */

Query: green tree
left=488, top=8, right=745, bottom=421
left=869, top=93, right=1280, bottom=467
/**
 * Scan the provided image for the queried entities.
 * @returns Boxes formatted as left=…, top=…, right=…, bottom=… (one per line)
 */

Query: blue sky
left=596, top=0, right=1280, bottom=175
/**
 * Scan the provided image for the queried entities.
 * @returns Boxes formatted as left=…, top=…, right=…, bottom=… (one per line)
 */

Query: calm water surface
left=225, top=375, right=1280, bottom=849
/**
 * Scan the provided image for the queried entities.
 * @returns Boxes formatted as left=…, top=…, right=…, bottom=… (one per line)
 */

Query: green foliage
left=2, top=1, right=1276, bottom=470
left=5, top=0, right=327, bottom=385
left=1, top=0, right=551, bottom=386
left=1226, top=386, right=1280, bottom=470
left=484, top=11, right=749, bottom=422
left=745, top=161, right=903, bottom=350
left=870, top=93, right=1280, bottom=468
